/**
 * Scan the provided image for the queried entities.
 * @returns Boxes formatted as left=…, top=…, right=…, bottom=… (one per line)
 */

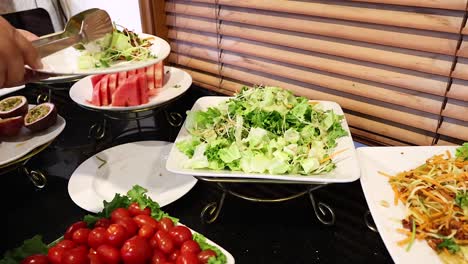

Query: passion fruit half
left=0, top=96, right=28, bottom=118
left=24, top=103, right=57, bottom=132
left=0, top=116, right=24, bottom=137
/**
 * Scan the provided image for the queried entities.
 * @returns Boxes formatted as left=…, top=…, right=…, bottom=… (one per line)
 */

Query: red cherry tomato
left=149, top=234, right=159, bottom=248
left=94, top=218, right=110, bottom=229
left=106, top=224, right=128, bottom=248
left=180, top=240, right=201, bottom=255
left=158, top=218, right=174, bottom=232
left=121, top=236, right=152, bottom=264
left=96, top=244, right=120, bottom=264
left=168, top=250, right=180, bottom=262
left=48, top=246, right=66, bottom=264
left=56, top=240, right=76, bottom=250
left=155, top=230, right=175, bottom=255
left=114, top=217, right=138, bottom=237
left=138, top=224, right=156, bottom=239
left=128, top=202, right=151, bottom=216
left=197, top=250, right=217, bottom=264
left=61, top=246, right=89, bottom=264
left=150, top=250, right=167, bottom=264
left=133, top=214, right=158, bottom=229
left=88, top=253, right=104, bottom=264
left=88, top=227, right=107, bottom=249
left=21, top=254, right=49, bottom=264
left=110, top=208, right=131, bottom=223
left=169, top=226, right=192, bottom=246
left=64, top=221, right=87, bottom=240
left=176, top=253, right=199, bottom=264
left=72, top=228, right=91, bottom=245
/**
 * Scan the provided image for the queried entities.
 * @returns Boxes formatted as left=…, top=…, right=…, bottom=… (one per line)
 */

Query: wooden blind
left=141, top=0, right=468, bottom=146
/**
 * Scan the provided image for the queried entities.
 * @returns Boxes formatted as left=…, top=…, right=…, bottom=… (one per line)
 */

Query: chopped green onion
left=406, top=220, right=416, bottom=252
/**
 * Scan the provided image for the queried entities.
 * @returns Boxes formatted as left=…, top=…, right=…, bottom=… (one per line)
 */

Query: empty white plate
left=68, top=141, right=198, bottom=213
left=0, top=85, right=26, bottom=98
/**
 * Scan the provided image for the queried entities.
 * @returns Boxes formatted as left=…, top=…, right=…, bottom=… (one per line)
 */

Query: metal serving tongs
left=32, top=8, right=113, bottom=58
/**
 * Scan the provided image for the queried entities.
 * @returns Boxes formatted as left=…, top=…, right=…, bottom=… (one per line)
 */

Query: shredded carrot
left=319, top=148, right=349, bottom=164
left=378, top=171, right=394, bottom=178
left=446, top=150, right=452, bottom=159
left=397, top=236, right=412, bottom=247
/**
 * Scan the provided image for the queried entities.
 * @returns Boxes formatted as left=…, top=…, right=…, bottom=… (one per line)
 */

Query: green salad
left=77, top=24, right=155, bottom=69
left=176, top=86, right=348, bottom=175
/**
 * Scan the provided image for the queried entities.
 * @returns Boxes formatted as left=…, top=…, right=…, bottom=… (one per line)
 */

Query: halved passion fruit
left=0, top=116, right=24, bottom=137
left=0, top=96, right=28, bottom=118
left=24, top=103, right=57, bottom=132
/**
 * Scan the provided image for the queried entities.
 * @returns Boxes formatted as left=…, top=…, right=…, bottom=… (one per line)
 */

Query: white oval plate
left=358, top=146, right=461, bottom=264
left=69, top=66, right=192, bottom=112
left=33, top=33, right=170, bottom=75
left=68, top=141, right=198, bottom=213
left=0, top=85, right=26, bottom=98
left=0, top=105, right=66, bottom=166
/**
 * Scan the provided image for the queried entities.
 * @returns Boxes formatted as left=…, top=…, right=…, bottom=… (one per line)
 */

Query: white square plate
left=358, top=146, right=460, bottom=264
left=166, top=96, right=360, bottom=183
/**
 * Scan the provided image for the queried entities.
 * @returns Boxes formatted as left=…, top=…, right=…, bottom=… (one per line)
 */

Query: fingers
left=14, top=30, right=42, bottom=69
left=24, top=69, right=55, bottom=83
left=16, top=29, right=39, bottom=41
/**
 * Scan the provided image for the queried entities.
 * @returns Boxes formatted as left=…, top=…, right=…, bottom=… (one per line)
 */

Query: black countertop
left=1, top=82, right=393, bottom=264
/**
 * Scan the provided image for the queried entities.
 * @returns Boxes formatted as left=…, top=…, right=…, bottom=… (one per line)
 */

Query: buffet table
left=1, top=82, right=392, bottom=264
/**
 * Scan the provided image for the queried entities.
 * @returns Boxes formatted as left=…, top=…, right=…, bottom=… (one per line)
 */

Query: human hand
left=0, top=17, right=43, bottom=88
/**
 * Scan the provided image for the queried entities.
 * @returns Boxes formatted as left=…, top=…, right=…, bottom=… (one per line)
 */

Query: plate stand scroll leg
left=22, top=166, right=47, bottom=189
left=364, top=210, right=378, bottom=232
left=164, top=108, right=183, bottom=128
left=308, top=188, right=336, bottom=226
left=200, top=183, right=227, bottom=224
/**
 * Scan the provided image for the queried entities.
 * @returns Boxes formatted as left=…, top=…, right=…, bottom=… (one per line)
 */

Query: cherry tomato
left=128, top=202, right=151, bottom=216
left=114, top=217, right=138, bottom=237
left=155, top=230, right=175, bottom=255
left=151, top=250, right=167, bottom=264
left=169, top=226, right=192, bottom=246
left=197, top=250, right=217, bottom=264
left=158, top=218, right=174, bottom=232
left=168, top=250, right=180, bottom=262
left=149, top=234, right=159, bottom=248
left=72, top=228, right=91, bottom=245
left=138, top=224, right=156, bottom=239
left=121, top=236, right=152, bottom=264
left=96, top=244, right=120, bottom=264
left=88, top=227, right=107, bottom=249
left=21, top=254, right=49, bottom=264
left=56, top=240, right=76, bottom=250
left=48, top=246, right=66, bottom=264
left=61, top=246, right=89, bottom=264
left=180, top=240, right=200, bottom=255
left=176, top=253, right=199, bottom=264
left=94, top=218, right=110, bottom=229
left=110, top=208, right=131, bottom=223
left=133, top=214, right=158, bottom=229
left=106, top=224, right=128, bottom=248
left=64, top=221, right=87, bottom=240
left=88, top=253, right=104, bottom=264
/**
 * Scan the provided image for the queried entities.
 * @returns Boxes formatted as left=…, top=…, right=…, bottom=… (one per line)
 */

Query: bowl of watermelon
left=1, top=185, right=235, bottom=264
left=69, top=64, right=192, bottom=112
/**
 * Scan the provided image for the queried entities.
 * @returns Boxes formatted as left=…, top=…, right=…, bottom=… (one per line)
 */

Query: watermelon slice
left=91, top=74, right=104, bottom=87
left=91, top=80, right=101, bottom=106
left=126, top=75, right=141, bottom=106
left=117, top=71, right=127, bottom=88
left=137, top=68, right=145, bottom=75
left=108, top=74, right=118, bottom=103
left=127, top=70, right=136, bottom=77
left=154, top=62, right=164, bottom=88
left=145, top=64, right=155, bottom=91
left=136, top=73, right=149, bottom=104
left=99, top=75, right=110, bottom=106
left=111, top=82, right=127, bottom=107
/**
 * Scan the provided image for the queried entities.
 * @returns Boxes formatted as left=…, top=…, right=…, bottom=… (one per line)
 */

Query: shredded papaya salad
left=383, top=143, right=468, bottom=259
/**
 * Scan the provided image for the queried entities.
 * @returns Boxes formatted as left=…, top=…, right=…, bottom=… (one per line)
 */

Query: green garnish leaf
left=437, top=238, right=460, bottom=254
left=193, top=233, right=227, bottom=264
left=455, top=142, right=468, bottom=160
left=0, top=235, right=48, bottom=264
left=405, top=220, right=416, bottom=252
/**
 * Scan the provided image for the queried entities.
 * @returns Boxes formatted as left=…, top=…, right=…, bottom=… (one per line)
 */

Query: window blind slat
left=346, top=0, right=467, bottom=11
left=168, top=53, right=440, bottom=132
left=349, top=127, right=409, bottom=146
left=345, top=113, right=435, bottom=145
left=438, top=118, right=468, bottom=141
left=457, top=36, right=468, bottom=58
left=442, top=99, right=468, bottom=122
left=448, top=79, right=468, bottom=101
left=165, top=17, right=453, bottom=76
left=166, top=3, right=459, bottom=55
left=170, top=40, right=444, bottom=114
left=451, top=58, right=468, bottom=80
left=185, top=0, right=464, bottom=33
left=168, top=35, right=449, bottom=96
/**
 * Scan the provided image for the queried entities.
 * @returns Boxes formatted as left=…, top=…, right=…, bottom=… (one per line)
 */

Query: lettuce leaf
left=193, top=233, right=227, bottom=264
left=0, top=235, right=48, bottom=264
left=456, top=143, right=468, bottom=161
